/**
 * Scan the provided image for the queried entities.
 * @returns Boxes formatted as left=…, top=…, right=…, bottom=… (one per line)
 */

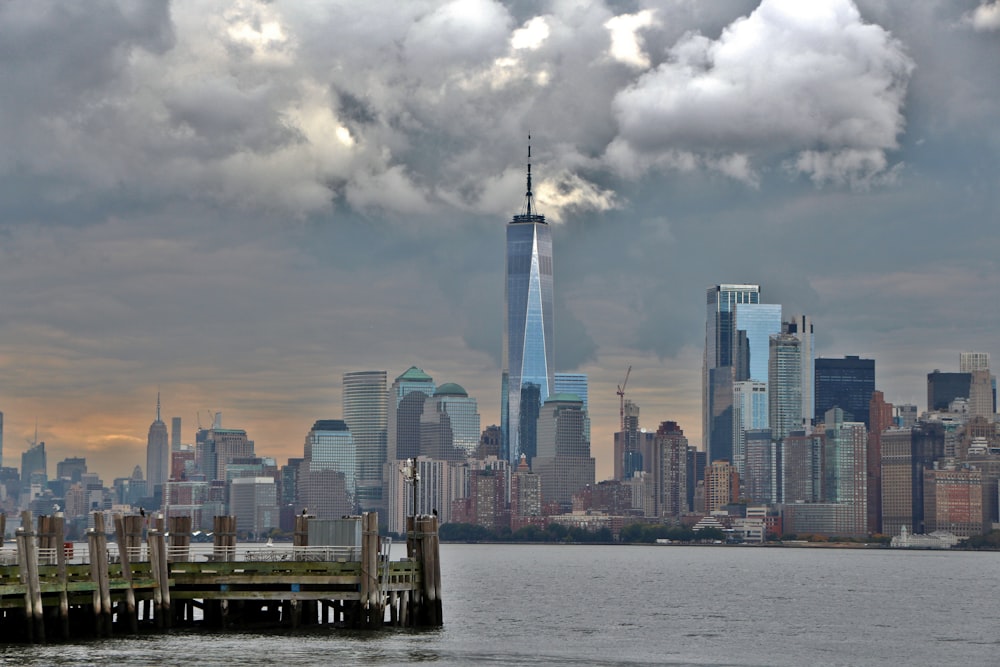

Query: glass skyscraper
left=503, top=151, right=554, bottom=466
left=343, top=370, right=387, bottom=514
left=814, top=356, right=875, bottom=427
left=734, top=303, right=782, bottom=383
left=703, top=284, right=760, bottom=465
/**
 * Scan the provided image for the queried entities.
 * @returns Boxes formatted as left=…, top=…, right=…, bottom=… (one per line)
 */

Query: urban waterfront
left=1, top=543, right=997, bottom=666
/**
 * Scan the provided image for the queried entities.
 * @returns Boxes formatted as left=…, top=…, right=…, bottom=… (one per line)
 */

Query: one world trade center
left=502, top=142, right=554, bottom=467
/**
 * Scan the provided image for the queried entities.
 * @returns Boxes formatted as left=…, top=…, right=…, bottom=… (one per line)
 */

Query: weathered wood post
left=359, top=512, right=383, bottom=628
left=113, top=514, right=139, bottom=634
left=147, top=524, right=164, bottom=629
left=15, top=511, right=42, bottom=643
left=167, top=515, right=192, bottom=624
left=87, top=513, right=111, bottom=637
left=213, top=516, right=236, bottom=562
left=428, top=515, right=443, bottom=626
left=53, top=514, right=70, bottom=639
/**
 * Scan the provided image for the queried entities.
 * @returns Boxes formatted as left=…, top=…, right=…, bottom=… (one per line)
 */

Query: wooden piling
left=113, top=514, right=139, bottom=634
left=213, top=516, right=236, bottom=562
left=52, top=515, right=70, bottom=639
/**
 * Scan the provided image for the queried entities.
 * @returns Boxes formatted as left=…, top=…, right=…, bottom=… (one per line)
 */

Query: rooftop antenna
left=156, top=391, right=161, bottom=422
left=516, top=135, right=544, bottom=222
left=526, top=135, right=533, bottom=217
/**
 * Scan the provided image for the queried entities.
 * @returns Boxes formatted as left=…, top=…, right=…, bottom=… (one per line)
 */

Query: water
left=1, top=544, right=997, bottom=666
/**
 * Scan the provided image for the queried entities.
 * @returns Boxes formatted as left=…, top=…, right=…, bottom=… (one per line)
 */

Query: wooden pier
left=0, top=511, right=442, bottom=642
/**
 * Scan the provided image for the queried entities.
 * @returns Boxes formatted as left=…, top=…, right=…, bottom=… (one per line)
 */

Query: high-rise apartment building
left=823, top=408, right=868, bottom=535
left=704, top=459, right=738, bottom=513
left=868, top=390, right=894, bottom=534
left=502, top=151, right=555, bottom=467
left=814, top=356, right=875, bottom=427
left=704, top=284, right=760, bottom=465
left=745, top=429, right=777, bottom=504
left=880, top=427, right=914, bottom=537
left=923, top=465, right=985, bottom=538
left=651, top=421, right=688, bottom=519
left=614, top=399, right=642, bottom=481
left=343, top=370, right=388, bottom=514
left=146, top=394, right=170, bottom=491
left=781, top=429, right=823, bottom=503
left=768, top=333, right=803, bottom=441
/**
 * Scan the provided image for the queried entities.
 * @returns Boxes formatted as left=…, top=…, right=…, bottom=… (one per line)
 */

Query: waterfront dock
left=0, top=511, right=441, bottom=642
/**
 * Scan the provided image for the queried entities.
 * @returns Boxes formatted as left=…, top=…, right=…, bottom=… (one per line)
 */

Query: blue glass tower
left=502, top=143, right=554, bottom=467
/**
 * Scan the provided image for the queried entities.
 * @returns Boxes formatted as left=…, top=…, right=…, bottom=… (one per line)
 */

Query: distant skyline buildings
left=814, top=356, right=876, bottom=428
left=146, top=394, right=169, bottom=492
left=704, top=283, right=761, bottom=465
left=502, top=147, right=555, bottom=468
left=343, top=370, right=388, bottom=514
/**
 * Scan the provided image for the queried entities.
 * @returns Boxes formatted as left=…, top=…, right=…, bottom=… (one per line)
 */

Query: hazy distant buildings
left=343, top=370, right=388, bottom=514
left=614, top=399, right=643, bottom=481
left=814, top=356, right=875, bottom=427
left=651, top=421, right=688, bottom=520
left=300, top=419, right=355, bottom=519
left=926, top=370, right=971, bottom=412
left=388, top=366, right=435, bottom=462
left=868, top=391, right=894, bottom=534
left=923, top=465, right=985, bottom=538
left=768, top=333, right=803, bottom=440
left=704, top=284, right=761, bottom=465
left=531, top=394, right=594, bottom=511
left=171, top=417, right=182, bottom=452
left=146, top=394, right=170, bottom=491
left=503, top=152, right=554, bottom=467
left=732, top=381, right=768, bottom=476
left=420, top=383, right=480, bottom=461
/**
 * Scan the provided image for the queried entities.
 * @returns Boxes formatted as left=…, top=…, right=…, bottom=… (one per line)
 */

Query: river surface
left=1, top=544, right=997, bottom=666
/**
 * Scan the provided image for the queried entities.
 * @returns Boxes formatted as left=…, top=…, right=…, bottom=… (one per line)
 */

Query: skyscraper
left=783, top=315, right=815, bottom=422
left=704, top=284, right=760, bottom=464
left=652, top=421, right=688, bottom=519
left=171, top=417, right=182, bottom=452
left=503, top=145, right=554, bottom=467
left=814, top=356, right=875, bottom=427
left=146, top=394, right=170, bottom=491
left=532, top=394, right=594, bottom=511
left=768, top=333, right=803, bottom=440
left=301, top=419, right=356, bottom=517
left=734, top=303, right=782, bottom=383
left=420, top=383, right=480, bottom=460
left=343, top=370, right=388, bottom=514
left=388, top=366, right=435, bottom=462
left=732, top=380, right=768, bottom=476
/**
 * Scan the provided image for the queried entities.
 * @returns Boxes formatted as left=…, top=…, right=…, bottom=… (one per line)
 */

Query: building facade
left=814, top=356, right=875, bottom=427
left=502, top=157, right=554, bottom=467
left=146, top=394, right=170, bottom=492
left=343, top=370, right=388, bottom=514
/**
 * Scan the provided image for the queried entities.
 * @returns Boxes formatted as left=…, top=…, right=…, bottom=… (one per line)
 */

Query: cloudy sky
left=1, top=0, right=998, bottom=481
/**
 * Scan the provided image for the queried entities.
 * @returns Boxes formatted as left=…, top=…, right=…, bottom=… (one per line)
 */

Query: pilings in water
left=0, top=509, right=443, bottom=641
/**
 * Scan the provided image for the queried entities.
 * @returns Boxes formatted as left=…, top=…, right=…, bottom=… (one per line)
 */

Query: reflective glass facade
left=735, top=303, right=782, bottom=384
left=768, top=333, right=803, bottom=440
left=304, top=419, right=356, bottom=499
left=732, top=380, right=768, bottom=476
left=703, top=284, right=760, bottom=465
left=503, top=216, right=554, bottom=466
left=343, top=370, right=387, bottom=513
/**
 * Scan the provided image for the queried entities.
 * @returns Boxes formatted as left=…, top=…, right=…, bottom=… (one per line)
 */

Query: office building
left=923, top=465, right=986, bottom=538
left=814, top=356, right=875, bottom=427
left=388, top=366, right=436, bottom=462
left=926, top=371, right=971, bottom=412
left=968, top=369, right=993, bottom=418
left=734, top=303, right=782, bottom=383
left=503, top=151, right=555, bottom=467
left=555, top=372, right=590, bottom=441
left=733, top=381, right=768, bottom=476
left=959, top=352, right=990, bottom=372
left=614, top=399, right=643, bottom=481
left=783, top=315, right=815, bottom=423
left=171, top=417, right=182, bottom=452
left=704, top=284, right=761, bottom=465
left=343, top=370, right=388, bottom=514
left=230, top=477, right=279, bottom=536
left=146, top=394, right=170, bottom=491
left=301, top=419, right=356, bottom=516
left=531, top=394, right=595, bottom=511
left=420, top=383, right=481, bottom=461
left=880, top=427, right=914, bottom=537
left=704, top=459, right=738, bottom=513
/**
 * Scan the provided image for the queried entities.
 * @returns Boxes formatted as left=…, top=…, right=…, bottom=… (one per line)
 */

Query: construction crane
left=617, top=365, right=632, bottom=434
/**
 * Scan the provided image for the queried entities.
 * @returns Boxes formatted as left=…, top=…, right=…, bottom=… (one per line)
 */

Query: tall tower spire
left=516, top=135, right=545, bottom=223
left=526, top=135, right=533, bottom=218
left=156, top=391, right=161, bottom=422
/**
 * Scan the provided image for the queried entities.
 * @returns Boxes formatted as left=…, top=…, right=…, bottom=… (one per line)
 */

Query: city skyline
left=0, top=1, right=998, bottom=481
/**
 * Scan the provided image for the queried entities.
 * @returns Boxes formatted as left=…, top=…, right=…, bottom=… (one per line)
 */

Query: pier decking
left=0, top=511, right=441, bottom=643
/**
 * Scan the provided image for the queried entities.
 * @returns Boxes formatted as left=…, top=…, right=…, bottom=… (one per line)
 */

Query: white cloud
left=605, top=10, right=657, bottom=68
left=609, top=0, right=914, bottom=186
left=967, top=1, right=1000, bottom=31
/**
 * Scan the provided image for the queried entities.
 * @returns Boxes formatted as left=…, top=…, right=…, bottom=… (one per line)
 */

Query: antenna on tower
left=526, top=135, right=532, bottom=217
left=156, top=391, right=161, bottom=422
